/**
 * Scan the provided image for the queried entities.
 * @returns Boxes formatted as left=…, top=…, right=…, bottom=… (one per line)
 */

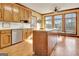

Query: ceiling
left=21, top=3, right=79, bottom=14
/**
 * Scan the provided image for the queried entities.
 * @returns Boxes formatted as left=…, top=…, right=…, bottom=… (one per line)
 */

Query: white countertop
left=0, top=28, right=33, bottom=30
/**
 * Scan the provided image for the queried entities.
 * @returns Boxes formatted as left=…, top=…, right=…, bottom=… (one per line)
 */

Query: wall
left=32, top=11, right=42, bottom=20
left=32, top=11, right=42, bottom=28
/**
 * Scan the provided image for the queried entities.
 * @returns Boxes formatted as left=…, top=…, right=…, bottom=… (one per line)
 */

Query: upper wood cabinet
left=0, top=3, right=3, bottom=21
left=0, top=3, right=32, bottom=22
left=20, top=6, right=25, bottom=21
left=13, top=4, right=20, bottom=22
left=24, top=8, right=32, bottom=21
left=20, top=6, right=32, bottom=22
left=24, top=8, right=29, bottom=20
left=2, top=3, right=13, bottom=22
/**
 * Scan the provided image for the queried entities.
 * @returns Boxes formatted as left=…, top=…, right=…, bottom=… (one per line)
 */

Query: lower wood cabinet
left=0, top=30, right=11, bottom=48
left=23, top=29, right=33, bottom=40
left=33, top=30, right=57, bottom=56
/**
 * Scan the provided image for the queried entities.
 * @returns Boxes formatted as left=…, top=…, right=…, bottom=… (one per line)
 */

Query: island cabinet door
left=1, top=34, right=11, bottom=48
left=2, top=3, right=13, bottom=22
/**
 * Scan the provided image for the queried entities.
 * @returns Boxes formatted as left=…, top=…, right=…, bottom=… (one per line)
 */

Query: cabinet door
left=13, top=4, right=20, bottom=22
left=0, top=3, right=3, bottom=21
left=28, top=9, right=32, bottom=22
left=20, top=6, right=25, bottom=21
left=24, top=9, right=28, bottom=20
left=23, top=29, right=32, bottom=40
left=1, top=34, right=11, bottom=48
left=3, top=3, right=13, bottom=22
left=23, top=30, right=27, bottom=40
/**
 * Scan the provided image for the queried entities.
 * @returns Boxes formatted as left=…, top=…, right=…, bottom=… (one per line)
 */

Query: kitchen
left=0, top=3, right=42, bottom=56
left=0, top=3, right=79, bottom=56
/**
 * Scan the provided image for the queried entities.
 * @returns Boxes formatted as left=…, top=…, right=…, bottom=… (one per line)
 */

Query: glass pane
left=65, top=13, right=76, bottom=34
left=31, top=16, right=37, bottom=28
left=45, top=16, right=52, bottom=30
left=65, top=13, right=76, bottom=18
left=37, top=20, right=41, bottom=30
left=54, top=15, right=62, bottom=31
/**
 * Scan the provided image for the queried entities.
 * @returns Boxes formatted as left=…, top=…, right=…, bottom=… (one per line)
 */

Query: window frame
left=31, top=16, right=37, bottom=29
left=54, top=15, right=63, bottom=31
left=64, top=12, right=77, bottom=34
left=45, top=16, right=53, bottom=30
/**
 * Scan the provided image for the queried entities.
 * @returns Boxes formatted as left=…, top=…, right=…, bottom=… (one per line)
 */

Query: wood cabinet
left=20, top=6, right=25, bottom=21
left=0, top=3, right=3, bottom=21
left=33, top=30, right=57, bottom=56
left=24, top=8, right=29, bottom=21
left=20, top=6, right=32, bottom=22
left=0, top=30, right=11, bottom=48
left=2, top=3, right=13, bottom=22
left=0, top=3, right=32, bottom=22
left=23, top=29, right=32, bottom=40
left=13, top=4, right=20, bottom=22
left=28, top=9, right=32, bottom=22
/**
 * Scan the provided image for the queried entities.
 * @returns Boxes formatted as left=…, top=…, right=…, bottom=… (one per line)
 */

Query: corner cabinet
left=0, top=30, right=11, bottom=48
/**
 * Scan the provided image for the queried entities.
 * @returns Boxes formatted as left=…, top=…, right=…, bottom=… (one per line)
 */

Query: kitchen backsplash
left=0, top=22, right=31, bottom=29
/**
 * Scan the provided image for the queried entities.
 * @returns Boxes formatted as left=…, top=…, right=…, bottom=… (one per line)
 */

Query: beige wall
left=32, top=11, right=42, bottom=20
left=32, top=11, right=42, bottom=28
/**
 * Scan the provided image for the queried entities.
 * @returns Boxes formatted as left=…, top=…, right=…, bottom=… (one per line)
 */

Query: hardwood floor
left=51, top=36, right=79, bottom=56
left=0, top=35, right=79, bottom=56
left=0, top=39, right=33, bottom=56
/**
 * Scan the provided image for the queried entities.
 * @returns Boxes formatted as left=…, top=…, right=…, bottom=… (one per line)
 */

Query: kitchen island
left=33, top=30, right=58, bottom=56
left=33, top=30, right=77, bottom=56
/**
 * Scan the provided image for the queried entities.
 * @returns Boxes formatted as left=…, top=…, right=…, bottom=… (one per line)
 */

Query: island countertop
left=33, top=29, right=77, bottom=37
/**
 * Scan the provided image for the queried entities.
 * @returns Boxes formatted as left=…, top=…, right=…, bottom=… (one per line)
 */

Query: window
left=54, top=15, right=62, bottom=31
left=37, top=19, right=41, bottom=30
left=65, top=13, right=76, bottom=34
left=31, top=16, right=37, bottom=29
left=45, top=16, right=53, bottom=30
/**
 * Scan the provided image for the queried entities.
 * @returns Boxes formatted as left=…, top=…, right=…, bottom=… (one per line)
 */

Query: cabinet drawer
left=1, top=30, right=11, bottom=34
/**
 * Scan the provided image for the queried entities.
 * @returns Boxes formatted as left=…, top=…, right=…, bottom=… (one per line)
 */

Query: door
left=3, top=3, right=13, bottom=22
left=1, top=34, right=11, bottom=48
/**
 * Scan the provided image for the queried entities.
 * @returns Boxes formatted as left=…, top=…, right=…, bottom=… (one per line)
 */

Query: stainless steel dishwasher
left=12, top=29, right=23, bottom=44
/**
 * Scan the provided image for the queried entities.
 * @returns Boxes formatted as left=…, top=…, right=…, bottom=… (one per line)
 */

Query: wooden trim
left=43, top=11, right=77, bottom=35
left=42, top=8, right=79, bottom=15
left=16, top=3, right=42, bottom=15
left=64, top=12, right=77, bottom=35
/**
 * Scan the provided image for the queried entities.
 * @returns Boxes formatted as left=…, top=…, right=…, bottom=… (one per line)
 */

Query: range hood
left=20, top=20, right=29, bottom=23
